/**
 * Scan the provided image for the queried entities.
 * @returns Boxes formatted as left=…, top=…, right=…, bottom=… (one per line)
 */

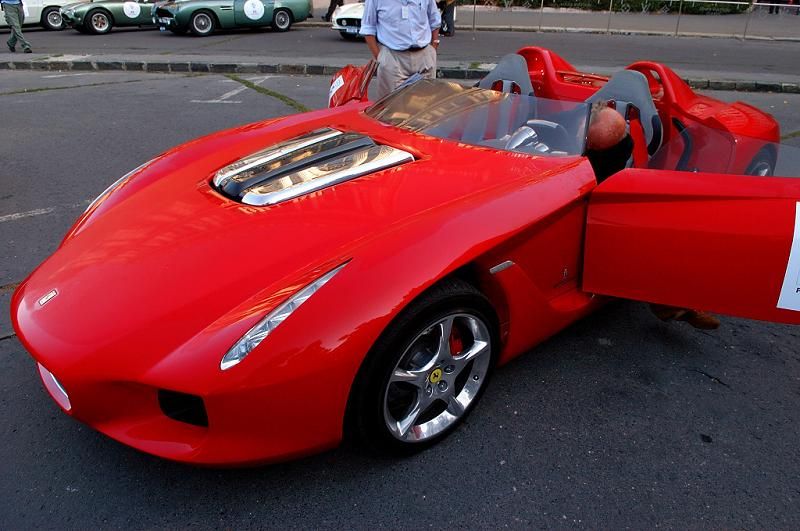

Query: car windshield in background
left=365, top=79, right=589, bottom=157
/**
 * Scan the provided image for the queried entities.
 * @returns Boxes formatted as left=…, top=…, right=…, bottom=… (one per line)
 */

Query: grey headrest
left=478, top=54, right=535, bottom=96
left=587, top=70, right=662, bottom=155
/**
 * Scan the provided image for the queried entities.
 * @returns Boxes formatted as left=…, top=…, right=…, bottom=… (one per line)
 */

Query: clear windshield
left=365, top=79, right=589, bottom=157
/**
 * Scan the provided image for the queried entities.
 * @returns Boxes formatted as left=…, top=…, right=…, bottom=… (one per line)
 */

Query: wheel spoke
left=394, top=396, right=425, bottom=438
left=435, top=316, right=455, bottom=360
left=446, top=395, right=466, bottom=417
left=390, top=368, right=427, bottom=389
left=459, top=339, right=489, bottom=363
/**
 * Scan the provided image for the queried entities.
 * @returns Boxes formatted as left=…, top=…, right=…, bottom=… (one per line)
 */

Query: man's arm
left=364, top=35, right=380, bottom=59
left=427, top=0, right=442, bottom=48
left=360, top=0, right=379, bottom=59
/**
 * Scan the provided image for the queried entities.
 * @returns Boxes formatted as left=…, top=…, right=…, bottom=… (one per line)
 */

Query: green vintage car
left=60, top=0, right=158, bottom=33
left=153, top=0, right=310, bottom=36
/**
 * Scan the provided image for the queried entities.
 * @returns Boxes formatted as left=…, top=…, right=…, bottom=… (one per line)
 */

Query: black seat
left=477, top=54, right=535, bottom=97
left=586, top=69, right=663, bottom=156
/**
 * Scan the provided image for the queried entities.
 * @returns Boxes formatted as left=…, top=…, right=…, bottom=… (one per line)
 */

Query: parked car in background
left=330, top=0, right=362, bottom=40
left=0, top=0, right=65, bottom=30
left=60, top=0, right=158, bottom=34
left=153, top=0, right=310, bottom=36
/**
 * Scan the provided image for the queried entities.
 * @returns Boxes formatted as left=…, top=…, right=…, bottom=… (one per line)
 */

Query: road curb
left=1, top=56, right=798, bottom=94
left=303, top=20, right=800, bottom=42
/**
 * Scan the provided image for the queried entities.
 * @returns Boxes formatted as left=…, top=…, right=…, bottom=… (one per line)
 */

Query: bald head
left=587, top=106, right=627, bottom=151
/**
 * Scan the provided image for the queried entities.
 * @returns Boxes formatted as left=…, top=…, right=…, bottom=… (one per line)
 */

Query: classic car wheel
left=85, top=9, right=113, bottom=34
left=349, top=279, right=497, bottom=454
left=271, top=8, right=292, bottom=32
left=41, top=6, right=65, bottom=30
left=745, top=148, right=776, bottom=177
left=189, top=11, right=216, bottom=36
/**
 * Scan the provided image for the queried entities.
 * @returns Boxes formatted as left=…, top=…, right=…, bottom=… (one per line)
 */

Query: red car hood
left=13, top=106, right=583, bottom=377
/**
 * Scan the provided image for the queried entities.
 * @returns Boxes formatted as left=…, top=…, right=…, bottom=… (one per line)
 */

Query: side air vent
left=212, top=128, right=414, bottom=206
left=158, top=390, right=209, bottom=427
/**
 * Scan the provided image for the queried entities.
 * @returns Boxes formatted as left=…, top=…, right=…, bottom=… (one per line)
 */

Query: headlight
left=220, top=263, right=348, bottom=370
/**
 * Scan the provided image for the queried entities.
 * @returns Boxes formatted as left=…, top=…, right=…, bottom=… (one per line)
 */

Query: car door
left=582, top=147, right=800, bottom=325
left=233, top=0, right=273, bottom=25
left=120, top=0, right=154, bottom=25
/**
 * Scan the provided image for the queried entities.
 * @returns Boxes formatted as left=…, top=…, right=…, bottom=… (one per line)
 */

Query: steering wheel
left=504, top=119, right=573, bottom=154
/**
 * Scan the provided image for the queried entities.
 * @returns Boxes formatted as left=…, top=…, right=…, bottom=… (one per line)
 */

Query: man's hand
left=364, top=35, right=380, bottom=60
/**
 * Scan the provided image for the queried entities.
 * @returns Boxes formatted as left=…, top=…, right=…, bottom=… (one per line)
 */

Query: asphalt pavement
left=1, top=71, right=799, bottom=529
left=2, top=25, right=800, bottom=91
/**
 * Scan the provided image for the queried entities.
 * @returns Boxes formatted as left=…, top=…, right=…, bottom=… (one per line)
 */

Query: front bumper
left=331, top=17, right=361, bottom=35
left=60, top=11, right=83, bottom=27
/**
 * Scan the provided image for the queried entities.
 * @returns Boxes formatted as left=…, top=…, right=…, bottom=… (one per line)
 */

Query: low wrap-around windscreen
left=366, top=79, right=590, bottom=157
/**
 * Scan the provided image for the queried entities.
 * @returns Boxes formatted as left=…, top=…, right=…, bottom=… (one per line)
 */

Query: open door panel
left=583, top=168, right=800, bottom=325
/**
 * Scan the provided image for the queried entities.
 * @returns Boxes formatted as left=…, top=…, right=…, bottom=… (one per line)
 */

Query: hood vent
left=212, top=128, right=414, bottom=206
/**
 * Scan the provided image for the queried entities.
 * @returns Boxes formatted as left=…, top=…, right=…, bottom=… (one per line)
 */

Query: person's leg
left=415, top=45, right=437, bottom=80
left=442, top=2, right=455, bottom=36
left=5, top=5, right=31, bottom=51
left=375, top=47, right=403, bottom=100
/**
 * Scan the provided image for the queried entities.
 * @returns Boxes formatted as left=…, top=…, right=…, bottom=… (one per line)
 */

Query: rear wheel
left=271, top=8, right=292, bottom=32
left=85, top=9, right=113, bottom=34
left=189, top=10, right=216, bottom=36
left=745, top=148, right=776, bottom=176
left=348, top=278, right=498, bottom=454
left=41, top=6, right=65, bottom=30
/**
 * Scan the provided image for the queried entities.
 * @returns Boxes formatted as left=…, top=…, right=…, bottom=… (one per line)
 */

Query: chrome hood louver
left=212, top=128, right=414, bottom=206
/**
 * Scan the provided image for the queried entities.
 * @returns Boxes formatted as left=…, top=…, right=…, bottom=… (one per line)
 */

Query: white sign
left=122, top=1, right=141, bottom=18
left=243, top=0, right=265, bottom=20
left=778, top=202, right=800, bottom=312
left=328, top=75, right=344, bottom=107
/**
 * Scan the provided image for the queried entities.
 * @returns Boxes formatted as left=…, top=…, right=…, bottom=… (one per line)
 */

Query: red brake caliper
left=448, top=324, right=464, bottom=357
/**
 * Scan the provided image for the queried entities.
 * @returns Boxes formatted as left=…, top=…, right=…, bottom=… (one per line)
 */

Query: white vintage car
left=0, top=0, right=65, bottom=29
left=330, top=0, right=363, bottom=40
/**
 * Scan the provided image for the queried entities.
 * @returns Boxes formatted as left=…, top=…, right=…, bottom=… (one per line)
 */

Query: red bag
left=328, top=60, right=378, bottom=108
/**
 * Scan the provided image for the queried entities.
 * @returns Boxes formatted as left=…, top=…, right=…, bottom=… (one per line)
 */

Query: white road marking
left=42, top=73, right=91, bottom=79
left=0, top=208, right=55, bottom=223
left=191, top=76, right=272, bottom=104
left=0, top=200, right=90, bottom=224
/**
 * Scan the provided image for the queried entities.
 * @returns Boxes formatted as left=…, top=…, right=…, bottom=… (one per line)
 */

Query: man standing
left=2, top=0, right=32, bottom=53
left=360, top=0, right=441, bottom=100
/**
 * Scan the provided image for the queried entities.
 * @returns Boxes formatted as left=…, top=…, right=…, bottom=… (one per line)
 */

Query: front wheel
left=348, top=278, right=498, bottom=454
left=271, top=8, right=292, bottom=32
left=41, top=6, right=65, bottom=30
left=85, top=9, right=113, bottom=34
left=189, top=10, right=216, bottom=36
left=745, top=148, right=776, bottom=177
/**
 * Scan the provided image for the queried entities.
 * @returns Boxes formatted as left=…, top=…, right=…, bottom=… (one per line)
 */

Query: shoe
left=678, top=310, right=720, bottom=330
left=24, top=48, right=32, bottom=53
left=7, top=43, right=15, bottom=53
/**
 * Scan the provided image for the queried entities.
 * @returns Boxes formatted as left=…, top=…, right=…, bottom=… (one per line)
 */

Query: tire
left=271, top=8, right=292, bottom=32
left=41, top=6, right=65, bottom=30
left=85, top=9, right=113, bottom=34
left=347, top=278, right=498, bottom=455
left=745, top=148, right=776, bottom=177
left=189, top=10, right=216, bottom=36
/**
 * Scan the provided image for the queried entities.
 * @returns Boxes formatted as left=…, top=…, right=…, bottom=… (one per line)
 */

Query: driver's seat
left=477, top=54, right=535, bottom=96
left=586, top=70, right=663, bottom=164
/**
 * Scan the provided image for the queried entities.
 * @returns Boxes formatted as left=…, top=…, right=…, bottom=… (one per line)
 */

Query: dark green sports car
left=153, top=0, right=310, bottom=36
left=60, top=0, right=158, bottom=33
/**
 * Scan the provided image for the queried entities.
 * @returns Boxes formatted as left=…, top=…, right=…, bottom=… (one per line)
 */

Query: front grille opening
left=158, top=390, right=209, bottom=427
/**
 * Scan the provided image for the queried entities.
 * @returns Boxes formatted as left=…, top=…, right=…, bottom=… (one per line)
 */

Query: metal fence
left=458, top=0, right=799, bottom=40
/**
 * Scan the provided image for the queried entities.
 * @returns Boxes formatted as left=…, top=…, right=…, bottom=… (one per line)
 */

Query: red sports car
left=12, top=50, right=800, bottom=466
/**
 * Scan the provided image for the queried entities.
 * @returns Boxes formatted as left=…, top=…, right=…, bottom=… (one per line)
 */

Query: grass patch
left=225, top=74, right=310, bottom=113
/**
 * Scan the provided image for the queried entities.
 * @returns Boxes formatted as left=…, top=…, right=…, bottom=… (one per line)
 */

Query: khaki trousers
left=3, top=4, right=31, bottom=51
left=375, top=45, right=437, bottom=100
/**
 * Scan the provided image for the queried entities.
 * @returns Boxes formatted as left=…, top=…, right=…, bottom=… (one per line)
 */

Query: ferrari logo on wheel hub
left=429, top=368, right=443, bottom=384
